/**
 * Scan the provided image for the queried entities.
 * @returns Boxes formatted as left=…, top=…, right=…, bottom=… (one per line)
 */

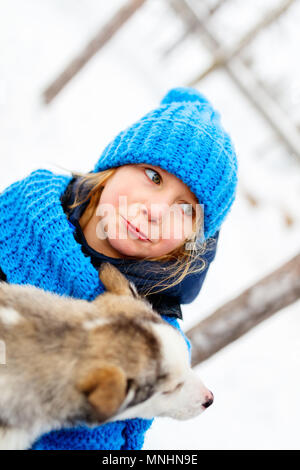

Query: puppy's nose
left=202, top=391, right=214, bottom=408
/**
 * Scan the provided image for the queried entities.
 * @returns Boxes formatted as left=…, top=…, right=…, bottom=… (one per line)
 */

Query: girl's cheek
left=183, top=216, right=195, bottom=239
left=161, top=211, right=190, bottom=242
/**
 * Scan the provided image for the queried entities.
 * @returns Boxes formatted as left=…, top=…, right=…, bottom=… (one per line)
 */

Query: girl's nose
left=142, top=202, right=170, bottom=224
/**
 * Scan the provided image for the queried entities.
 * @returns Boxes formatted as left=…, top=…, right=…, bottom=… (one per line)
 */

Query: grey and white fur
left=0, top=263, right=213, bottom=450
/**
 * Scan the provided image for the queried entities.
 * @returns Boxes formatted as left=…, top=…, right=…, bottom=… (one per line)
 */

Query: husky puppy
left=0, top=263, right=213, bottom=450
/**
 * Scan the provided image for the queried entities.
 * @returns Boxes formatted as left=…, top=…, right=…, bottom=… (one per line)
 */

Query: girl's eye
left=144, top=168, right=194, bottom=216
left=145, top=168, right=161, bottom=185
left=180, top=203, right=194, bottom=217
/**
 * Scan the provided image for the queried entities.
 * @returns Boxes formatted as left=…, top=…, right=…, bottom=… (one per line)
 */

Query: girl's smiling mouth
left=121, top=216, right=151, bottom=242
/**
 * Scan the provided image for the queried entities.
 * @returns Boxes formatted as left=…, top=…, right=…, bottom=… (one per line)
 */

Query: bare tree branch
left=187, top=253, right=300, bottom=367
left=43, top=0, right=147, bottom=104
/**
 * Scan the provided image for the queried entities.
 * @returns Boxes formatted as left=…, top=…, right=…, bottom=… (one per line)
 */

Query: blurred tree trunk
left=188, top=253, right=300, bottom=367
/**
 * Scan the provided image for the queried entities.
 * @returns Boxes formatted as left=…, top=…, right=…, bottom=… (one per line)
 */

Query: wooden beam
left=170, top=0, right=300, bottom=160
left=189, top=0, right=295, bottom=82
left=162, top=0, right=227, bottom=58
left=187, top=253, right=300, bottom=367
left=43, top=0, right=148, bottom=104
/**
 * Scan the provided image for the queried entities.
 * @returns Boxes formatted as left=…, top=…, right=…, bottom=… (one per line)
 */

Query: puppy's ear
left=98, top=263, right=137, bottom=297
left=77, top=365, right=127, bottom=421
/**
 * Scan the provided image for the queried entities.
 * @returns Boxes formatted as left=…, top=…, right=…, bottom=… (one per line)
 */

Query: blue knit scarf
left=0, top=169, right=185, bottom=450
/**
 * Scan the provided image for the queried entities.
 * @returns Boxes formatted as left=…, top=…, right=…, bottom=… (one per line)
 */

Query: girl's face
left=82, top=164, right=200, bottom=259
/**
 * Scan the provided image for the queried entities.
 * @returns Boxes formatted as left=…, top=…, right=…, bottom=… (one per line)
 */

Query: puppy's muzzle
left=202, top=390, right=214, bottom=409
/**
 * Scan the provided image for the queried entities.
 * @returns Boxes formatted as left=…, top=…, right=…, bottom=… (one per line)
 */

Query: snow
left=1, top=0, right=299, bottom=450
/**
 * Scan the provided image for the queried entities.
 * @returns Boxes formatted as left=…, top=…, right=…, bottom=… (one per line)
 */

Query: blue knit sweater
left=0, top=169, right=194, bottom=450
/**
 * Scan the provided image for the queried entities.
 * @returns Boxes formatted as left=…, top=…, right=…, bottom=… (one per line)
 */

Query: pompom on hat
left=93, top=87, right=238, bottom=240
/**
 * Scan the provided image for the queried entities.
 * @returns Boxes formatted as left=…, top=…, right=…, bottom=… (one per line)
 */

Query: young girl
left=0, top=87, right=238, bottom=450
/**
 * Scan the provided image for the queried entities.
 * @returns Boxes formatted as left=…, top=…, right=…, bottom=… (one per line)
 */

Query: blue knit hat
left=93, top=87, right=238, bottom=240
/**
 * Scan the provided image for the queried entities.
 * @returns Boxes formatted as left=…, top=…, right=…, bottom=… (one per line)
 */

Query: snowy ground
left=1, top=0, right=300, bottom=450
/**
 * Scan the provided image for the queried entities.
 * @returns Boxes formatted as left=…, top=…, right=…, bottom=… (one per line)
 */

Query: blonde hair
left=66, top=167, right=217, bottom=297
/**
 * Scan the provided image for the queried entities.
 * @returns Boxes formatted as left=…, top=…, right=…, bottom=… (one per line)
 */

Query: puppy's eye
left=162, top=382, right=184, bottom=395
left=158, top=374, right=168, bottom=381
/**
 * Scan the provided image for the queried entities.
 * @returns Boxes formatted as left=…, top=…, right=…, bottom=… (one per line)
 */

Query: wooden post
left=170, top=0, right=300, bottom=160
left=187, top=253, right=300, bottom=367
left=189, top=0, right=295, bottom=82
left=43, top=0, right=147, bottom=104
left=161, top=0, right=227, bottom=58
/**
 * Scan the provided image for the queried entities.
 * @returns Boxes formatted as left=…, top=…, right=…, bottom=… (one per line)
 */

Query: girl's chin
left=107, top=237, right=151, bottom=258
left=107, top=237, right=176, bottom=260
